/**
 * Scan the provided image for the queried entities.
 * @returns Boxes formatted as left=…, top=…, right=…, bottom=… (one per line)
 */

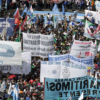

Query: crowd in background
left=0, top=0, right=96, bottom=11
left=0, top=13, right=99, bottom=100
left=0, top=0, right=99, bottom=100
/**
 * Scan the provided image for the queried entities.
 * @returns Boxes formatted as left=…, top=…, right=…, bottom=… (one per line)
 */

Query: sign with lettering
left=0, top=52, right=31, bottom=75
left=44, top=76, right=100, bottom=100
left=70, top=40, right=97, bottom=58
left=0, top=41, right=21, bottom=65
left=23, top=33, right=54, bottom=58
left=0, top=18, right=15, bottom=36
left=41, top=61, right=87, bottom=82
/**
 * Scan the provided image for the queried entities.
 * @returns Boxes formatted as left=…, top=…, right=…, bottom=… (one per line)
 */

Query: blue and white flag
left=78, top=22, right=84, bottom=26
left=0, top=0, right=1, bottom=11
left=21, top=7, right=27, bottom=16
left=13, top=8, right=19, bottom=17
left=12, top=83, right=19, bottom=100
left=5, top=0, right=7, bottom=10
left=8, top=83, right=14, bottom=95
left=69, top=21, right=76, bottom=26
left=47, top=21, right=53, bottom=25
left=0, top=18, right=15, bottom=37
left=52, top=3, right=59, bottom=12
left=62, top=4, right=65, bottom=16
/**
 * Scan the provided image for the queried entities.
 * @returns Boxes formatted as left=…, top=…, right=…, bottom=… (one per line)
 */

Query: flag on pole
left=21, top=7, right=27, bottom=16
left=21, top=15, right=27, bottom=30
left=13, top=8, right=20, bottom=25
left=84, top=20, right=96, bottom=37
left=19, top=24, right=21, bottom=42
left=62, top=4, right=65, bottom=16
left=72, top=10, right=78, bottom=21
left=29, top=5, right=34, bottom=17
left=8, top=83, right=13, bottom=95
left=0, top=81, right=5, bottom=92
left=0, top=0, right=1, bottom=11
left=12, top=83, right=19, bottom=100
left=52, top=3, right=59, bottom=12
left=78, top=92, right=84, bottom=100
left=5, top=0, right=7, bottom=10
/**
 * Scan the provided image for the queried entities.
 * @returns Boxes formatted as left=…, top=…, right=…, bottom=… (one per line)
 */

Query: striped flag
left=5, top=0, right=7, bottom=10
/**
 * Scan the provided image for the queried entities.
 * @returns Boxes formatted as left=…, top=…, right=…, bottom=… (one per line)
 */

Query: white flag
left=8, top=83, right=13, bottom=95
left=0, top=81, right=5, bottom=92
left=93, top=72, right=97, bottom=86
left=78, top=92, right=84, bottom=100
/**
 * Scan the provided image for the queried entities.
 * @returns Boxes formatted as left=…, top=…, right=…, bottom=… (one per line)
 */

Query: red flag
left=14, top=8, right=19, bottom=25
left=78, top=52, right=81, bottom=58
left=21, top=15, right=27, bottom=30
left=14, top=21, right=21, bottom=31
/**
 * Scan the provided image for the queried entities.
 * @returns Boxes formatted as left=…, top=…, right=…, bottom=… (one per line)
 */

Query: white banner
left=23, top=33, right=54, bottom=58
left=85, top=10, right=98, bottom=24
left=70, top=40, right=97, bottom=58
left=0, top=52, right=31, bottom=75
left=0, top=41, right=21, bottom=65
left=40, top=61, right=87, bottom=82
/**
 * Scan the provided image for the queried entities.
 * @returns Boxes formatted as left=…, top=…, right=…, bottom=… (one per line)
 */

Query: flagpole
left=86, top=96, right=88, bottom=100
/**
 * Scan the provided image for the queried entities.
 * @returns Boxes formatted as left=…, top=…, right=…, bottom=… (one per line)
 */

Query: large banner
left=41, top=61, right=87, bottom=82
left=44, top=76, right=100, bottom=100
left=0, top=18, right=15, bottom=37
left=48, top=54, right=93, bottom=69
left=0, top=41, right=21, bottom=65
left=23, top=33, right=54, bottom=58
left=0, top=52, right=31, bottom=75
left=70, top=40, right=97, bottom=58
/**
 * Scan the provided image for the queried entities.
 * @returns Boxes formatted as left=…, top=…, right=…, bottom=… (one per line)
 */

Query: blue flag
left=52, top=3, right=59, bottom=12
left=21, top=7, right=27, bottom=16
left=62, top=4, right=65, bottom=16
left=0, top=0, right=1, bottom=11
left=5, top=0, right=7, bottom=10
left=0, top=18, right=15, bottom=37
left=31, top=16, right=37, bottom=22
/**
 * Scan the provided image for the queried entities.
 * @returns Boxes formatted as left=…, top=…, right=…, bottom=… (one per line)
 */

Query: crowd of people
left=0, top=0, right=99, bottom=100
left=1, top=0, right=95, bottom=11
